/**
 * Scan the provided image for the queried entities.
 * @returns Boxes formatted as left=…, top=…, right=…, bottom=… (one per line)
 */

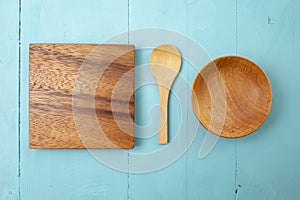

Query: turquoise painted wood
left=0, top=0, right=299, bottom=199
left=185, top=1, right=237, bottom=199
left=0, top=0, right=19, bottom=199
left=129, top=0, right=236, bottom=199
left=129, top=1, right=188, bottom=200
left=20, top=0, right=129, bottom=200
left=236, top=0, right=300, bottom=199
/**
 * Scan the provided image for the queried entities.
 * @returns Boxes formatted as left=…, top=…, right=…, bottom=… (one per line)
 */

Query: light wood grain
left=150, top=44, right=181, bottom=144
left=29, top=44, right=134, bottom=148
left=192, top=56, right=272, bottom=138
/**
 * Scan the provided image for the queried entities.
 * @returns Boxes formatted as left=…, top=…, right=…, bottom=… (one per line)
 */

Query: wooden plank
left=129, top=0, right=236, bottom=199
left=129, top=0, right=189, bottom=199
left=236, top=0, right=300, bottom=198
left=185, top=0, right=237, bottom=199
left=20, top=0, right=130, bottom=199
left=29, top=44, right=134, bottom=149
left=15, top=0, right=300, bottom=199
left=0, top=0, right=19, bottom=199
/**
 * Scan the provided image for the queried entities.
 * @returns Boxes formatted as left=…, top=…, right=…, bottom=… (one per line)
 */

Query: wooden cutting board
left=29, top=44, right=134, bottom=149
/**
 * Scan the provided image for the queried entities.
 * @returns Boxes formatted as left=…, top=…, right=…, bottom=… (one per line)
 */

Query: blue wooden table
left=1, top=0, right=299, bottom=199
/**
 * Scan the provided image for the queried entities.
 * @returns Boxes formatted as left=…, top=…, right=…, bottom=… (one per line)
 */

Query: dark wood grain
left=30, top=44, right=134, bottom=148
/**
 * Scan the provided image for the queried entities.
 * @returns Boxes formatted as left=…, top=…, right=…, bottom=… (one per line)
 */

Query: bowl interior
left=191, top=56, right=272, bottom=138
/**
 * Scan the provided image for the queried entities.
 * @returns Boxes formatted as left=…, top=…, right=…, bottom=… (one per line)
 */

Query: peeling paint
left=267, top=16, right=274, bottom=25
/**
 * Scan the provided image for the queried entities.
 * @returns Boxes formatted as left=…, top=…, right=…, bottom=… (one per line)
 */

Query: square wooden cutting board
left=29, top=44, right=134, bottom=149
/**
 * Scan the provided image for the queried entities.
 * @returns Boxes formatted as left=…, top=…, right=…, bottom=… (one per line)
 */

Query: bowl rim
left=191, top=55, right=273, bottom=138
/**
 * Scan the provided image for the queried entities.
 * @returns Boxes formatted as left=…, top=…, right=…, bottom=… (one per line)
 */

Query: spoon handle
left=158, top=85, right=169, bottom=144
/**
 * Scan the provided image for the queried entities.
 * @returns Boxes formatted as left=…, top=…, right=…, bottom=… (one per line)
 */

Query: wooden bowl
left=191, top=56, right=272, bottom=138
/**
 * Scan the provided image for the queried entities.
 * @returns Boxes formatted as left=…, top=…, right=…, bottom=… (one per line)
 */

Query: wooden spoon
left=150, top=44, right=181, bottom=144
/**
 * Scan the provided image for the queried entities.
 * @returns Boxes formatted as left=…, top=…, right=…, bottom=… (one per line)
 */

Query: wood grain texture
left=29, top=44, right=134, bottom=148
left=149, top=44, right=181, bottom=144
left=21, top=1, right=130, bottom=199
left=10, top=0, right=300, bottom=200
left=192, top=56, right=272, bottom=138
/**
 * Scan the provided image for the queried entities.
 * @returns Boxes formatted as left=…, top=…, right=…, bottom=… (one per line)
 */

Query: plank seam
left=292, top=0, right=295, bottom=59
left=184, top=1, right=189, bottom=198
left=235, top=1, right=239, bottom=199
left=17, top=0, right=22, bottom=199
left=127, top=0, right=130, bottom=45
left=235, top=0, right=238, bottom=55
left=127, top=0, right=130, bottom=200
left=234, top=141, right=238, bottom=199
